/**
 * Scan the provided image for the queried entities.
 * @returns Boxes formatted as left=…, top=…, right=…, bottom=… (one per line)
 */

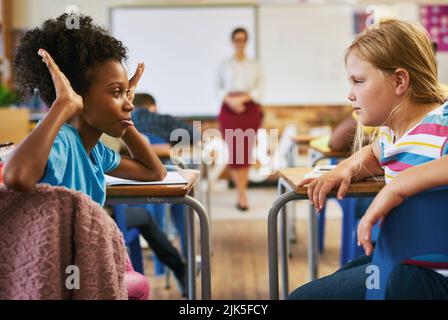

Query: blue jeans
left=288, top=255, right=448, bottom=300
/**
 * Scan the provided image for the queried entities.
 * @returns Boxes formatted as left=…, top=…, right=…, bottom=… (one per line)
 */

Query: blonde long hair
left=345, top=19, right=446, bottom=158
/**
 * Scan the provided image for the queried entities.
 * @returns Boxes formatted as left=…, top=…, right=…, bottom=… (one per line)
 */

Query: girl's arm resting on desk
left=358, top=155, right=448, bottom=256
left=298, top=141, right=384, bottom=211
left=108, top=126, right=167, bottom=181
left=3, top=49, right=82, bottom=192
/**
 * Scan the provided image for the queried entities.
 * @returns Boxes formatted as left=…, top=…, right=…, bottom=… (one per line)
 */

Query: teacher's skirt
left=218, top=100, right=263, bottom=169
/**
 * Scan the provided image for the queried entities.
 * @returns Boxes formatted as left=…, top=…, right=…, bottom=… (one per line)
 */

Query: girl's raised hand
left=128, top=63, right=145, bottom=103
left=38, top=49, right=83, bottom=116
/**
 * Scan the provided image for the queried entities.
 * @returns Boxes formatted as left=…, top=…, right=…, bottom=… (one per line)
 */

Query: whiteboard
left=111, top=6, right=256, bottom=116
left=259, top=5, right=354, bottom=105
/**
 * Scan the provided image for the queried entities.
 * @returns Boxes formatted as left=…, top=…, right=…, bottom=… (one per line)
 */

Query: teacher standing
left=217, top=27, right=263, bottom=211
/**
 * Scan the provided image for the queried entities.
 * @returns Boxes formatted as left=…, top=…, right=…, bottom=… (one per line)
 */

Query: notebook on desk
left=303, top=165, right=385, bottom=182
left=105, top=171, right=188, bottom=186
left=303, top=165, right=336, bottom=179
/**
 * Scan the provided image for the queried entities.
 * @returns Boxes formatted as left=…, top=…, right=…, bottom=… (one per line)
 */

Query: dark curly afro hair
left=13, top=13, right=128, bottom=106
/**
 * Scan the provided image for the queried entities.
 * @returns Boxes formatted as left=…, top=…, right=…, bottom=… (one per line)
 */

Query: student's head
left=432, top=41, right=438, bottom=55
left=231, top=27, right=248, bottom=54
left=345, top=19, right=445, bottom=128
left=134, top=93, right=157, bottom=113
left=14, top=14, right=134, bottom=138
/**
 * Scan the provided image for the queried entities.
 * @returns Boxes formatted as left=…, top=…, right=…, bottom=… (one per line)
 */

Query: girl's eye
left=113, top=89, right=122, bottom=97
left=354, top=79, right=364, bottom=84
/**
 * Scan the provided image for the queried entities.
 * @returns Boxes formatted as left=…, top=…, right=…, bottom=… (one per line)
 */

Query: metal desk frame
left=106, top=187, right=211, bottom=300
left=268, top=177, right=379, bottom=300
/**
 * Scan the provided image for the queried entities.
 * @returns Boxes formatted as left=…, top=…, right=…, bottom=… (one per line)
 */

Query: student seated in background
left=329, top=112, right=376, bottom=153
left=2, top=14, right=187, bottom=296
left=132, top=93, right=200, bottom=146
left=288, top=19, right=448, bottom=299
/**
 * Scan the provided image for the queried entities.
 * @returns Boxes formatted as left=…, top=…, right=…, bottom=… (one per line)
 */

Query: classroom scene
left=1, top=0, right=448, bottom=302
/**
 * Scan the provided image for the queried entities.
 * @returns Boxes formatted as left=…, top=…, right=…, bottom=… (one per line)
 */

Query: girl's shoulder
left=422, top=100, right=448, bottom=125
left=377, top=126, right=393, bottom=145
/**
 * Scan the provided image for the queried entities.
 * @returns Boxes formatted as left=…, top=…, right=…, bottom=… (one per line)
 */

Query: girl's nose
left=347, top=91, right=356, bottom=102
left=123, top=97, right=135, bottom=112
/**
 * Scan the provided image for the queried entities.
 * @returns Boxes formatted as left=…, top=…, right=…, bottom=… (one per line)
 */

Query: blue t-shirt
left=39, top=123, right=121, bottom=206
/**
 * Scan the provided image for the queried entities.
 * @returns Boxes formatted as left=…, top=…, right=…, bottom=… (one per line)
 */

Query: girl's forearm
left=339, top=145, right=384, bottom=182
left=388, top=156, right=448, bottom=198
left=3, top=103, right=73, bottom=191
left=121, top=126, right=167, bottom=179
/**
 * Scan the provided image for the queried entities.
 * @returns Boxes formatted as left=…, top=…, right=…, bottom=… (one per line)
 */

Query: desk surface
left=308, top=136, right=350, bottom=159
left=106, top=169, right=198, bottom=197
left=292, top=134, right=320, bottom=145
left=279, top=167, right=385, bottom=196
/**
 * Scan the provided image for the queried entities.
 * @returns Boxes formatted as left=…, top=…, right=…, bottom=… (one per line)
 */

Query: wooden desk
left=268, top=167, right=385, bottom=300
left=106, top=169, right=211, bottom=300
left=292, top=134, right=318, bottom=145
left=286, top=135, right=321, bottom=167
left=308, top=136, right=350, bottom=166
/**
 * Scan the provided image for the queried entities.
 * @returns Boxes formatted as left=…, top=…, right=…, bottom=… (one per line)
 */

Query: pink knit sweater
left=0, top=184, right=128, bottom=299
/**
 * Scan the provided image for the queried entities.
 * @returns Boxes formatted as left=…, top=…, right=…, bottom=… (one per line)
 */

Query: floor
left=143, top=185, right=344, bottom=300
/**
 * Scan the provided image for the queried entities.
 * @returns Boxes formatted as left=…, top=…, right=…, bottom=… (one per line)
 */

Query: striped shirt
left=378, top=101, right=448, bottom=272
left=379, top=101, right=448, bottom=183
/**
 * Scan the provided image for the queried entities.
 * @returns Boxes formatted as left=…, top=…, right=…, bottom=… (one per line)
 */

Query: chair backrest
left=0, top=185, right=129, bottom=299
left=148, top=134, right=168, bottom=145
left=366, top=186, right=448, bottom=300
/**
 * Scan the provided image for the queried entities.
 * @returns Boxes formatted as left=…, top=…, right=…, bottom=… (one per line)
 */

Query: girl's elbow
left=3, top=171, right=35, bottom=192
left=155, top=167, right=167, bottom=181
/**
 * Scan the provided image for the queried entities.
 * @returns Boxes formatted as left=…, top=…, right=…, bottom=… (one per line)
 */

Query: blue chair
left=113, top=204, right=144, bottom=274
left=144, top=203, right=186, bottom=276
left=147, top=134, right=167, bottom=145
left=366, top=186, right=448, bottom=300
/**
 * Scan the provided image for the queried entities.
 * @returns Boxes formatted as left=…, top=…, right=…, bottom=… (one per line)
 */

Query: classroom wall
left=11, top=0, right=256, bottom=29
left=12, top=0, right=448, bottom=30
left=11, top=0, right=448, bottom=94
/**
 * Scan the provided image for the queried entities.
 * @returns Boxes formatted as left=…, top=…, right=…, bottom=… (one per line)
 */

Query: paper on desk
left=303, top=165, right=385, bottom=183
left=303, top=165, right=337, bottom=179
left=105, top=171, right=188, bottom=186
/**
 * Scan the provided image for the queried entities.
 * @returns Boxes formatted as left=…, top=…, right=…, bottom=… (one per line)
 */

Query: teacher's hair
left=231, top=27, right=248, bottom=41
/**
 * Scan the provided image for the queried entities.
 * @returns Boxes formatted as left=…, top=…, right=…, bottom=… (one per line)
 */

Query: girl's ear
left=393, top=68, right=410, bottom=96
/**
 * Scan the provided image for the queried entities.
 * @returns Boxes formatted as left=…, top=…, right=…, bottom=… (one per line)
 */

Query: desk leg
left=106, top=194, right=211, bottom=300
left=181, top=191, right=212, bottom=300
left=308, top=204, right=319, bottom=281
left=205, top=164, right=212, bottom=253
left=278, top=182, right=289, bottom=300
left=186, top=194, right=196, bottom=300
left=268, top=187, right=303, bottom=300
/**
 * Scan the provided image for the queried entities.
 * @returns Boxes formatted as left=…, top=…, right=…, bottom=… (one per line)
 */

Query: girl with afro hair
left=5, top=12, right=167, bottom=204
left=2, top=14, right=191, bottom=297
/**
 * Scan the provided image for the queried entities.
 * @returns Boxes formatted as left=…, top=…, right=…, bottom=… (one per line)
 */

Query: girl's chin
left=106, top=128, right=127, bottom=139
